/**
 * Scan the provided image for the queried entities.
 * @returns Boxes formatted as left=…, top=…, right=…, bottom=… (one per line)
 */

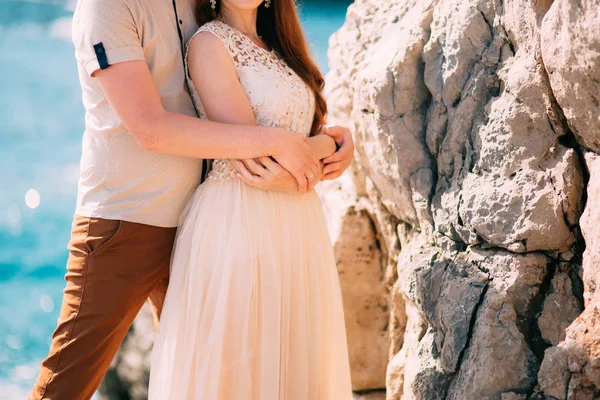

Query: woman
left=148, top=0, right=352, bottom=398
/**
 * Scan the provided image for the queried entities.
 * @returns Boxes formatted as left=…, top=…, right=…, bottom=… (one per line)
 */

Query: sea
left=0, top=0, right=351, bottom=397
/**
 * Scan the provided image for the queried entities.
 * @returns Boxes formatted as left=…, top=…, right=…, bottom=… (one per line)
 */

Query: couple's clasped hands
left=232, top=125, right=354, bottom=194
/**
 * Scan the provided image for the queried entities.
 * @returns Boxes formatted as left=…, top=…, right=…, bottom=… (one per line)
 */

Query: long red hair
left=195, top=0, right=327, bottom=135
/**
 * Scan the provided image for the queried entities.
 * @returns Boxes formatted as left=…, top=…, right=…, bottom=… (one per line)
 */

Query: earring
left=265, top=0, right=271, bottom=8
left=210, top=0, right=216, bottom=10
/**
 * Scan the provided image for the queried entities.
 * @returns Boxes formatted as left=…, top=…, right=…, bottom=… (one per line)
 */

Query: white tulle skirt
left=148, top=176, right=352, bottom=400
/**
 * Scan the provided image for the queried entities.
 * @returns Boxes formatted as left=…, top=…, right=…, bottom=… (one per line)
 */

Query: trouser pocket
left=67, top=216, right=123, bottom=257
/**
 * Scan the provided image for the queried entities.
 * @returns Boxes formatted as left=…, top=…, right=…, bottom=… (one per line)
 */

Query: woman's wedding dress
left=148, top=20, right=352, bottom=400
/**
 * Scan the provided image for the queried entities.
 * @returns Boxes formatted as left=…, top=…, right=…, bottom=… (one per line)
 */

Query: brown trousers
left=29, top=215, right=177, bottom=400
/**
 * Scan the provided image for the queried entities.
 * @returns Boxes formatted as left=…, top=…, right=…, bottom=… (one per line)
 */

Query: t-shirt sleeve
left=72, top=0, right=146, bottom=76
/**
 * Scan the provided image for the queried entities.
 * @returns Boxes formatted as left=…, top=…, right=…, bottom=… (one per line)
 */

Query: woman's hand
left=234, top=129, right=337, bottom=192
left=269, top=130, right=321, bottom=193
left=233, top=157, right=323, bottom=194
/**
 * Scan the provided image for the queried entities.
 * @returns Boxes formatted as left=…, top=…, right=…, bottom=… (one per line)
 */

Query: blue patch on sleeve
left=93, top=43, right=110, bottom=70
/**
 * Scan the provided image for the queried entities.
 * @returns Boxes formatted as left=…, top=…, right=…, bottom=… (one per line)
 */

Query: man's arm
left=94, top=61, right=320, bottom=193
left=73, top=0, right=319, bottom=192
left=237, top=125, right=354, bottom=189
left=236, top=133, right=336, bottom=193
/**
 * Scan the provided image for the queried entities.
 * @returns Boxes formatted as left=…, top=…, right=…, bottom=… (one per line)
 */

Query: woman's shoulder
left=187, top=21, right=237, bottom=75
left=197, top=19, right=222, bottom=31
left=192, top=20, right=232, bottom=44
left=188, top=21, right=232, bottom=57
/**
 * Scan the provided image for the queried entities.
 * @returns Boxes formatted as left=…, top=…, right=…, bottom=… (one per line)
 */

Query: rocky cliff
left=324, top=0, right=599, bottom=398
left=99, top=0, right=600, bottom=398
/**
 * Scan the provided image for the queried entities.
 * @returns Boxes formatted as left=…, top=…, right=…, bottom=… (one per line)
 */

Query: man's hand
left=233, top=157, right=323, bottom=194
left=322, top=125, right=355, bottom=180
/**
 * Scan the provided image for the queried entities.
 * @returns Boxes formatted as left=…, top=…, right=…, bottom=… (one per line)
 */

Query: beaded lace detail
left=184, top=20, right=316, bottom=183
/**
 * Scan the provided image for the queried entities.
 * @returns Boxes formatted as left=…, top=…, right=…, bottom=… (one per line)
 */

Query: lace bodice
left=185, top=20, right=316, bottom=182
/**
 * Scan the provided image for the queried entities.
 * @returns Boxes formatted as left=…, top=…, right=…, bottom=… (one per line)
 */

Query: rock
left=317, top=171, right=361, bottom=243
left=439, top=249, right=548, bottom=399
left=446, top=293, right=537, bottom=399
left=541, top=0, right=600, bottom=152
left=326, top=0, right=436, bottom=226
left=558, top=302, right=600, bottom=397
left=353, top=390, right=387, bottom=400
left=414, top=258, right=488, bottom=373
left=334, top=204, right=390, bottom=391
left=536, top=152, right=600, bottom=399
left=455, top=146, right=583, bottom=252
left=386, top=352, right=404, bottom=399
left=386, top=300, right=428, bottom=400
left=388, top=281, right=407, bottom=359
left=425, top=0, right=584, bottom=253
left=535, top=152, right=600, bottom=399
left=468, top=248, right=548, bottom=318
left=580, top=153, right=600, bottom=304
left=500, top=393, right=526, bottom=400
left=319, top=173, right=392, bottom=392
left=325, top=0, right=596, bottom=396
left=567, top=295, right=600, bottom=391
left=538, top=272, right=583, bottom=346
left=539, top=346, right=571, bottom=400
left=409, top=329, right=453, bottom=400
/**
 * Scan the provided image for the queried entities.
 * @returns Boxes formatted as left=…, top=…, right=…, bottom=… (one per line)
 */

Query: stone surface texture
left=323, top=0, right=598, bottom=397
left=540, top=0, right=600, bottom=152
left=100, top=0, right=600, bottom=398
left=333, top=193, right=390, bottom=390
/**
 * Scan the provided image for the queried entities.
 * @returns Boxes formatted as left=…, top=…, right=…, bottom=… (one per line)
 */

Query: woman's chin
left=221, top=0, right=264, bottom=11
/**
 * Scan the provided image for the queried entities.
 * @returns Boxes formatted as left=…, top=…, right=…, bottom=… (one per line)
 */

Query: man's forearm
left=306, top=134, right=336, bottom=160
left=131, top=109, right=281, bottom=160
left=94, top=60, right=320, bottom=192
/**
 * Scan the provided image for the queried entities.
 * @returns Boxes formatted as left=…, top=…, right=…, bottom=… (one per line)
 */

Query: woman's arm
left=188, top=31, right=334, bottom=193
left=186, top=32, right=297, bottom=193
left=187, top=32, right=257, bottom=128
left=188, top=30, right=339, bottom=161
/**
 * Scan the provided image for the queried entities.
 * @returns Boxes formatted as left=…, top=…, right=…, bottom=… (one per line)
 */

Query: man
left=29, top=0, right=354, bottom=399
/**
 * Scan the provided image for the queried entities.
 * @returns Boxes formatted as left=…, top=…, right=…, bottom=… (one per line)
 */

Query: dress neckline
left=214, top=19, right=276, bottom=56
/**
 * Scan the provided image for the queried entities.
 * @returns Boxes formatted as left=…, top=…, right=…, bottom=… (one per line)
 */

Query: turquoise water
left=0, top=0, right=350, bottom=397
